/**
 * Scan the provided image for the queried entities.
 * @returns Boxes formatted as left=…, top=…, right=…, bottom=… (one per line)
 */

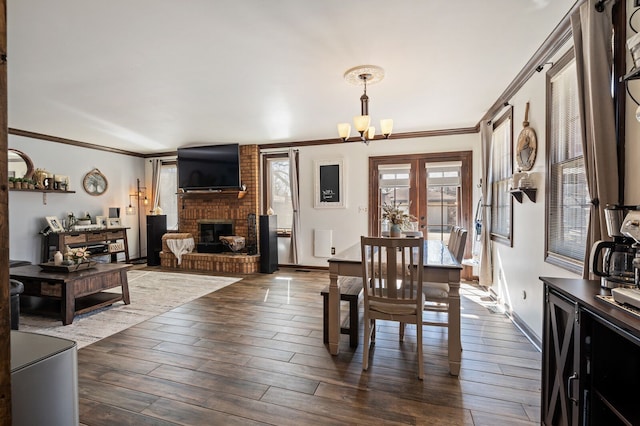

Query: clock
left=83, top=168, right=108, bottom=196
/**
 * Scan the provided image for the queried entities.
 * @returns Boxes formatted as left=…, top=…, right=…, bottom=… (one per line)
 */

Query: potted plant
left=381, top=202, right=416, bottom=237
left=14, top=177, right=23, bottom=189
left=8, top=176, right=15, bottom=189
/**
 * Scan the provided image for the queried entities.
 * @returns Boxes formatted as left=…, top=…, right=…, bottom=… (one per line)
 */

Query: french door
left=369, top=151, right=473, bottom=275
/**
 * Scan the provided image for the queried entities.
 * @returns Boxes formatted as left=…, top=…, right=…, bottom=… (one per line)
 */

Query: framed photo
left=314, top=159, right=345, bottom=209
left=96, top=215, right=108, bottom=228
left=107, top=217, right=122, bottom=229
left=45, top=216, right=64, bottom=233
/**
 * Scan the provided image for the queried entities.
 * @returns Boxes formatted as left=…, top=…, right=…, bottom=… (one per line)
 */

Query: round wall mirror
left=8, top=149, right=34, bottom=180
left=83, top=168, right=108, bottom=196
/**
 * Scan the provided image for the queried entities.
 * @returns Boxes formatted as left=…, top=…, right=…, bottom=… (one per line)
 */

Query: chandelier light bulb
left=366, top=126, right=375, bottom=140
left=337, top=123, right=351, bottom=141
left=380, top=119, right=393, bottom=138
left=353, top=115, right=371, bottom=133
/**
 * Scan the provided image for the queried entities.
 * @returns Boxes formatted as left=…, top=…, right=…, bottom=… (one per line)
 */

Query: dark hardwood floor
left=77, top=268, right=541, bottom=425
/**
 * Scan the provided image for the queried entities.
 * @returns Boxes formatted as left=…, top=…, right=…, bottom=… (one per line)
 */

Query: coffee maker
left=590, top=205, right=638, bottom=288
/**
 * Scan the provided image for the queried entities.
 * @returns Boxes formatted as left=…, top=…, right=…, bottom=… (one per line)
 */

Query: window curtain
left=288, top=148, right=301, bottom=264
left=571, top=0, right=618, bottom=278
left=150, top=159, right=162, bottom=213
left=479, top=119, right=493, bottom=287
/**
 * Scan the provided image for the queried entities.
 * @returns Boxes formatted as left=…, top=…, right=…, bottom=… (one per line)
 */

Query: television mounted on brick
left=177, top=143, right=241, bottom=191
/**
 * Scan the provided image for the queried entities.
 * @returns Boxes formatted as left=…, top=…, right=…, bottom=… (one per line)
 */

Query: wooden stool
left=321, top=277, right=363, bottom=348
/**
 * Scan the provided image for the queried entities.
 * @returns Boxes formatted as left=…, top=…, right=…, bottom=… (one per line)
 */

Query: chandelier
left=337, top=65, right=393, bottom=144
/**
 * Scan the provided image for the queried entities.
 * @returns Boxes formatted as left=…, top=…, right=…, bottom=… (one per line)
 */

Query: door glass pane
left=266, top=157, right=293, bottom=230
left=425, top=163, right=461, bottom=242
left=378, top=164, right=411, bottom=233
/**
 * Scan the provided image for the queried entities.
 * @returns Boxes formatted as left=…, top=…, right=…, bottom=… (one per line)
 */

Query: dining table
left=327, top=238, right=463, bottom=376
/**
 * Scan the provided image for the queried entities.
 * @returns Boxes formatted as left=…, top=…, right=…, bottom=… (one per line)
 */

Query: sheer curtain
left=150, top=159, right=162, bottom=213
left=571, top=0, right=618, bottom=278
left=288, top=148, right=301, bottom=264
left=479, top=119, right=493, bottom=287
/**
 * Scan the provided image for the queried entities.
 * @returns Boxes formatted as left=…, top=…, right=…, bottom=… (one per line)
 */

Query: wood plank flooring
left=77, top=268, right=541, bottom=425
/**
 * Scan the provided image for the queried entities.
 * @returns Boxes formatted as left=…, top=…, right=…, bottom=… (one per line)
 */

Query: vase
left=390, top=224, right=402, bottom=237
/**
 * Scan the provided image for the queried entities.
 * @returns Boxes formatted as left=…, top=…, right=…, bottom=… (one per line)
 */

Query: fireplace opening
left=197, top=221, right=234, bottom=253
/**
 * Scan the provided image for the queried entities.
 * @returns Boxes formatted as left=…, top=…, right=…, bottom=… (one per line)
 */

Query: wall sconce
left=126, top=195, right=136, bottom=215
left=138, top=184, right=149, bottom=206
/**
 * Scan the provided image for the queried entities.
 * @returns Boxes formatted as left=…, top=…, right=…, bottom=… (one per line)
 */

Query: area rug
left=18, top=270, right=241, bottom=349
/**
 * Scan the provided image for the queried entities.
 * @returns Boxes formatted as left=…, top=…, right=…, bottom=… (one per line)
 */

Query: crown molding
left=8, top=128, right=146, bottom=158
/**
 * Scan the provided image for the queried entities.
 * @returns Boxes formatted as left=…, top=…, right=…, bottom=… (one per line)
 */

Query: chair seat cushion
left=368, top=290, right=425, bottom=316
left=370, top=300, right=418, bottom=316
left=423, top=282, right=449, bottom=299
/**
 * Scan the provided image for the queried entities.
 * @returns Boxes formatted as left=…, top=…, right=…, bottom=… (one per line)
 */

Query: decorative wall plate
left=516, top=102, right=537, bottom=171
left=83, top=168, right=108, bottom=195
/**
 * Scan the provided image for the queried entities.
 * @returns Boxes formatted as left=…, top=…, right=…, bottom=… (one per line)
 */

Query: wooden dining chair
left=447, top=226, right=461, bottom=253
left=422, top=228, right=467, bottom=328
left=361, top=236, right=425, bottom=379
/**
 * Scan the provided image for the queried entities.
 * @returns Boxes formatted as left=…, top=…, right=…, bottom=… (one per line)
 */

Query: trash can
left=10, top=279, right=24, bottom=330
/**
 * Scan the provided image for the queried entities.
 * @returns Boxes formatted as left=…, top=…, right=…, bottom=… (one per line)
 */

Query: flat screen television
left=177, top=144, right=241, bottom=191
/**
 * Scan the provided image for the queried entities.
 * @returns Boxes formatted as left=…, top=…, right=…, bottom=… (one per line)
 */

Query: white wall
left=8, top=135, right=146, bottom=264
left=493, top=10, right=640, bottom=341
left=265, top=133, right=481, bottom=267
left=488, top=42, right=584, bottom=342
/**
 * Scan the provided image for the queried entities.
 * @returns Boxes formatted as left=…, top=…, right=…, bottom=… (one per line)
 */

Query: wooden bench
left=321, top=277, right=363, bottom=348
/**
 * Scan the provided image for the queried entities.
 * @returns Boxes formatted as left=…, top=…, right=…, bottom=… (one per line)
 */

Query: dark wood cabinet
left=146, top=215, right=167, bottom=266
left=259, top=215, right=278, bottom=273
left=540, top=277, right=640, bottom=426
left=542, top=288, right=581, bottom=426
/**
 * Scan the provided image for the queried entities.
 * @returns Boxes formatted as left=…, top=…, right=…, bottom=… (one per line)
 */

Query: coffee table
left=10, top=263, right=131, bottom=325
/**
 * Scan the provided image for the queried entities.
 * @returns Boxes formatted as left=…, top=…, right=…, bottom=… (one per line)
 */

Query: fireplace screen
left=199, top=221, right=233, bottom=244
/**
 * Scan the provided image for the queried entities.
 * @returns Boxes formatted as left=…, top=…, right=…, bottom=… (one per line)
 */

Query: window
left=546, top=51, right=588, bottom=272
left=490, top=108, right=513, bottom=245
left=158, top=162, right=178, bottom=230
left=263, top=154, right=293, bottom=234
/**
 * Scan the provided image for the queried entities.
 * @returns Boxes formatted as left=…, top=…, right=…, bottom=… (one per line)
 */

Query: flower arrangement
left=381, top=202, right=416, bottom=228
left=65, top=246, right=90, bottom=264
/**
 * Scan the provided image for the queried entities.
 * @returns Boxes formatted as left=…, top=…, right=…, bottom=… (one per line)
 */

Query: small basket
left=108, top=242, right=125, bottom=253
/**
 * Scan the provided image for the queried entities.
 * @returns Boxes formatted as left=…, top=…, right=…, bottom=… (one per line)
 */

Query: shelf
left=9, top=188, right=76, bottom=205
left=179, top=188, right=246, bottom=198
left=509, top=187, right=537, bottom=203
left=9, top=188, right=75, bottom=193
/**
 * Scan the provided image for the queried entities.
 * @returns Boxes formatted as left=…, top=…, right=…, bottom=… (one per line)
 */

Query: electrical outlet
left=331, top=247, right=335, bottom=255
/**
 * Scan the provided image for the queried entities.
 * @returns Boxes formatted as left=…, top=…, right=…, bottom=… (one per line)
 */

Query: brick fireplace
left=160, top=144, right=261, bottom=273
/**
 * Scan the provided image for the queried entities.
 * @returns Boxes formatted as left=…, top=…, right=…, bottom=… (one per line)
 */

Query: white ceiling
left=7, top=0, right=577, bottom=155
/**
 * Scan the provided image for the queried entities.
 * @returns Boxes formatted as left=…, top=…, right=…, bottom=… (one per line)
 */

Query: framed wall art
left=107, top=217, right=122, bottom=229
left=96, top=215, right=108, bottom=228
left=45, top=216, right=64, bottom=233
left=314, top=159, right=345, bottom=209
